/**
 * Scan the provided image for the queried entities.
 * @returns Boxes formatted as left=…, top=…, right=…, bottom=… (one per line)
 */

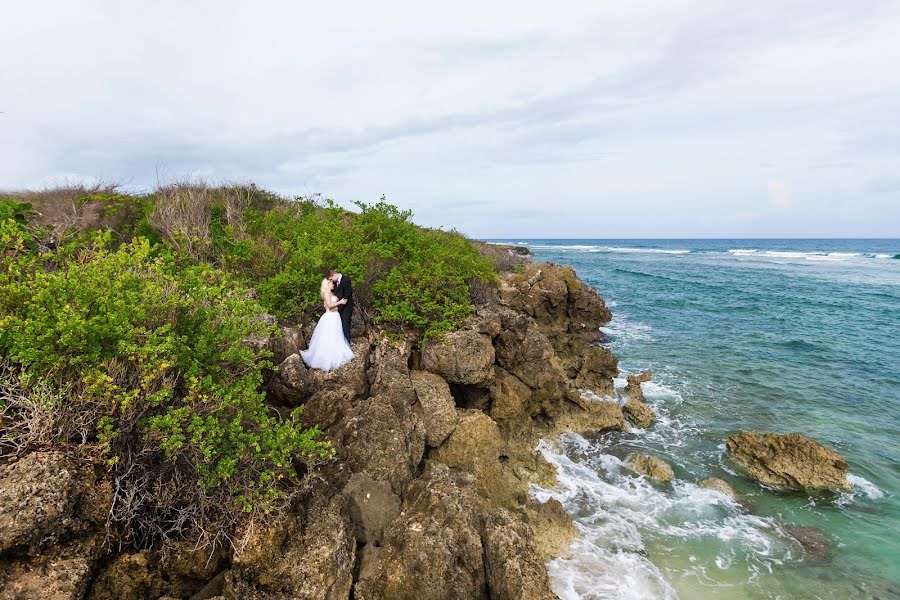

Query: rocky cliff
left=0, top=250, right=639, bottom=600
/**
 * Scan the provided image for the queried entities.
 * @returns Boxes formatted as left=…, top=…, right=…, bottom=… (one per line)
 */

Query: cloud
left=767, top=180, right=793, bottom=211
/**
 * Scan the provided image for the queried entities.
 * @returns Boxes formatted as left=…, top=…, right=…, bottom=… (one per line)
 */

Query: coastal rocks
left=421, top=330, right=495, bottom=386
left=726, top=431, right=852, bottom=491
left=495, top=325, right=566, bottom=401
left=553, top=390, right=625, bottom=434
left=699, top=478, right=754, bottom=513
left=573, top=346, right=618, bottom=396
left=410, top=371, right=460, bottom=447
left=622, top=370, right=656, bottom=428
left=354, top=464, right=488, bottom=600
left=627, top=453, right=674, bottom=483
left=341, top=395, right=425, bottom=494
left=231, top=487, right=355, bottom=600
left=370, top=339, right=415, bottom=406
left=431, top=411, right=503, bottom=472
left=780, top=524, right=830, bottom=562
left=482, top=509, right=556, bottom=600
left=2, top=540, right=100, bottom=600
left=268, top=353, right=315, bottom=404
left=0, top=451, right=108, bottom=554
left=343, top=473, right=401, bottom=546
left=489, top=368, right=532, bottom=420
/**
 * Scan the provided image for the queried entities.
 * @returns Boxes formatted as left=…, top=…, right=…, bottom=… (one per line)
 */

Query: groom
left=327, top=268, right=353, bottom=342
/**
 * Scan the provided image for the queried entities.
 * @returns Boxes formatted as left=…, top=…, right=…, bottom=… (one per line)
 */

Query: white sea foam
left=601, top=318, right=653, bottom=345
left=527, top=244, right=691, bottom=255
left=840, top=474, right=885, bottom=504
left=533, top=434, right=796, bottom=599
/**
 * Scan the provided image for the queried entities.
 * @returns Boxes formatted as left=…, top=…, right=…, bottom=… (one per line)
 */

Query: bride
left=300, top=278, right=355, bottom=371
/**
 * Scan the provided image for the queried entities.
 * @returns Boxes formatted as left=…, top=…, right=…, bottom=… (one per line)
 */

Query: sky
left=2, top=0, right=899, bottom=238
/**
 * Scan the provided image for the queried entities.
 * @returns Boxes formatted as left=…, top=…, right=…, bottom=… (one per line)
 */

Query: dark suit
left=333, top=274, right=354, bottom=342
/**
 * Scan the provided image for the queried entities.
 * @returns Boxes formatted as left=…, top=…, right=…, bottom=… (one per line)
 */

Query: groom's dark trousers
left=335, top=275, right=354, bottom=342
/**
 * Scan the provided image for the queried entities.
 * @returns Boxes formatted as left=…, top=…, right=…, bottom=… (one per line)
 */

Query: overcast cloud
left=2, top=0, right=899, bottom=237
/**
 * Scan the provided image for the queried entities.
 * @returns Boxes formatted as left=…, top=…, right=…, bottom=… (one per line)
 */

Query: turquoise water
left=494, top=240, right=900, bottom=599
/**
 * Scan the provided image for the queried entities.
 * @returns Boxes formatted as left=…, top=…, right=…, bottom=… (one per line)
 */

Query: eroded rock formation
left=726, top=431, right=852, bottom=491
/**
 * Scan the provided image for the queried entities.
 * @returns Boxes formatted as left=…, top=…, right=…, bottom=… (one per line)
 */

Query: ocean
left=489, top=239, right=900, bottom=600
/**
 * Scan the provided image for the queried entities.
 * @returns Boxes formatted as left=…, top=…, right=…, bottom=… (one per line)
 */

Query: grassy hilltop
left=0, top=182, right=503, bottom=548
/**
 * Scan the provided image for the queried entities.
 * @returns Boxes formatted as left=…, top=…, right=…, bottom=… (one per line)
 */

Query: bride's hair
left=320, top=278, right=331, bottom=300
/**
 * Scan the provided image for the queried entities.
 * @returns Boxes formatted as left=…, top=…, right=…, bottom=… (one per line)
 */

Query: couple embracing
left=300, top=268, right=355, bottom=371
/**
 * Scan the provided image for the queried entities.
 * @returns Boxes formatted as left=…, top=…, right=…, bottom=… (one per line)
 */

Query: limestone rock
left=553, top=390, right=625, bottom=434
left=494, top=325, right=567, bottom=401
left=573, top=346, right=618, bottom=396
left=2, top=541, right=99, bottom=600
left=341, top=395, right=425, bottom=494
left=622, top=371, right=656, bottom=428
left=0, top=452, right=107, bottom=554
left=231, top=487, right=355, bottom=600
left=354, top=463, right=488, bottom=600
left=780, top=524, right=830, bottom=562
left=627, top=453, right=674, bottom=483
left=306, top=339, right=370, bottom=399
left=726, top=431, right=851, bottom=491
left=410, top=370, right=460, bottom=447
left=482, top=509, right=556, bottom=600
left=699, top=478, right=754, bottom=513
left=271, top=325, right=304, bottom=365
left=267, top=353, right=315, bottom=404
left=343, top=472, right=401, bottom=546
left=489, top=368, right=532, bottom=420
left=421, top=330, right=495, bottom=386
left=370, top=339, right=415, bottom=406
left=431, top=410, right=503, bottom=472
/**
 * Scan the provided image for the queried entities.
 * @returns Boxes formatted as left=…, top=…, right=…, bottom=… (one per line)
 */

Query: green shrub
left=0, top=236, right=332, bottom=546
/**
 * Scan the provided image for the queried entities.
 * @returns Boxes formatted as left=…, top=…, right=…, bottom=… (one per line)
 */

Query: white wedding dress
left=301, top=295, right=354, bottom=371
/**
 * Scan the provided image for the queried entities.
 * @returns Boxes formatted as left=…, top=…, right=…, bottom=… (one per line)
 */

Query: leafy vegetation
left=0, top=180, right=497, bottom=549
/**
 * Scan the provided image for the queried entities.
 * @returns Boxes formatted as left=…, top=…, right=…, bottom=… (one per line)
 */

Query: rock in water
left=726, top=431, right=852, bottom=491
left=622, top=370, right=656, bottom=428
left=699, top=477, right=754, bottom=513
left=627, top=453, right=674, bottom=483
left=780, top=524, right=830, bottom=562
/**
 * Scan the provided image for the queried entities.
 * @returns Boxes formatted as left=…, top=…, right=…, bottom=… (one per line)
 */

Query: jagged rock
left=410, top=371, right=460, bottom=447
left=699, top=478, right=754, bottom=513
left=464, top=308, right=502, bottom=338
left=0, top=539, right=101, bottom=600
left=627, top=453, right=674, bottom=483
left=494, top=325, right=566, bottom=402
left=267, top=353, right=315, bottom=404
left=301, top=386, right=356, bottom=431
left=231, top=487, right=355, bottom=600
left=726, top=431, right=851, bottom=491
left=489, top=368, right=532, bottom=420
left=431, top=411, right=503, bottom=472
left=87, top=551, right=156, bottom=600
left=553, top=391, right=625, bottom=434
left=482, top=509, right=556, bottom=600
left=573, top=346, right=618, bottom=396
left=421, top=330, right=495, bottom=386
left=622, top=371, right=656, bottom=428
left=0, top=452, right=107, bottom=554
left=271, top=325, right=304, bottom=365
left=781, top=524, right=830, bottom=562
left=161, top=539, right=227, bottom=581
left=370, top=339, right=415, bottom=406
left=354, top=463, right=487, bottom=600
left=341, top=395, right=425, bottom=494
left=343, top=472, right=401, bottom=546
left=523, top=498, right=579, bottom=562
left=306, top=339, right=371, bottom=399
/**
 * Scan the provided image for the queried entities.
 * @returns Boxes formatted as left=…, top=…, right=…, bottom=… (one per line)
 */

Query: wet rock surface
left=726, top=431, right=852, bottom=491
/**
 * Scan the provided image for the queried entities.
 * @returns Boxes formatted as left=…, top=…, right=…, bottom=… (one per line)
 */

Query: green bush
left=0, top=235, right=332, bottom=545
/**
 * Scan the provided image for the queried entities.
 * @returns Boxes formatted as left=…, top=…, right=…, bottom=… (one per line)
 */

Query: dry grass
left=2, top=182, right=126, bottom=234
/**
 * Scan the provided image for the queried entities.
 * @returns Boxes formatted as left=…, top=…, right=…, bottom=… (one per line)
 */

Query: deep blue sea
left=489, top=239, right=900, bottom=600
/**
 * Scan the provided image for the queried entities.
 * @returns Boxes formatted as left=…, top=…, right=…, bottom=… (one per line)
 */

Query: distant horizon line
left=481, top=237, right=900, bottom=241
